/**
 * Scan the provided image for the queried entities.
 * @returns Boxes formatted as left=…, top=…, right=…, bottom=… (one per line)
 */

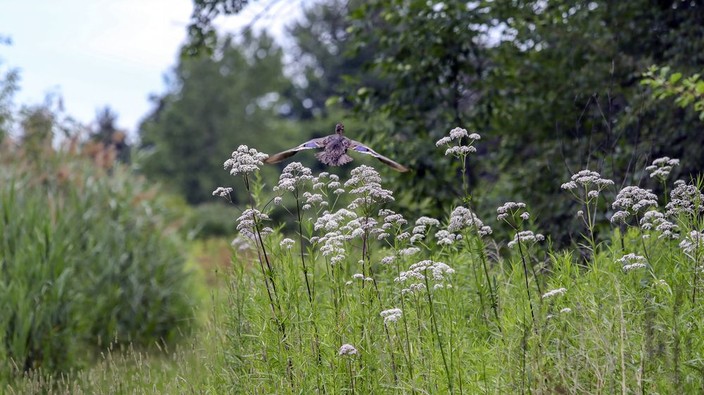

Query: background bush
left=0, top=146, right=196, bottom=377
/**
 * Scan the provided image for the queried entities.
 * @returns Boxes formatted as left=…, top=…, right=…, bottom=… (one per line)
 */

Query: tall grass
left=0, top=145, right=196, bottom=380
left=213, top=130, right=704, bottom=393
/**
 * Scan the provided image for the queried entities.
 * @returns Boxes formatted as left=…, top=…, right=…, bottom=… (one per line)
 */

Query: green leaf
left=669, top=72, right=683, bottom=84
left=695, top=81, right=704, bottom=95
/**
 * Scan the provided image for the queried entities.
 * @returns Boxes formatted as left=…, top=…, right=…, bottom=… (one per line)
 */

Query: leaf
left=696, top=81, right=704, bottom=95
left=669, top=72, right=683, bottom=84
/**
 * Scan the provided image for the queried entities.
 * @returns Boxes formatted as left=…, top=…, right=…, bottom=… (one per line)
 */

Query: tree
left=345, top=0, right=704, bottom=244
left=139, top=32, right=292, bottom=204
left=89, top=106, right=130, bottom=163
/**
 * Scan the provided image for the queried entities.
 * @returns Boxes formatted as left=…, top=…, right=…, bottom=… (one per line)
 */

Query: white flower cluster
left=448, top=206, right=492, bottom=236
left=302, top=191, right=327, bottom=210
left=435, top=230, right=462, bottom=245
left=541, top=287, right=567, bottom=299
left=236, top=209, right=271, bottom=240
left=507, top=230, right=545, bottom=248
left=645, top=157, right=679, bottom=180
left=313, top=209, right=358, bottom=265
left=399, top=246, right=421, bottom=256
left=313, top=172, right=345, bottom=195
left=435, top=127, right=481, bottom=158
left=279, top=238, right=295, bottom=249
left=639, top=210, right=679, bottom=239
left=395, top=259, right=455, bottom=294
left=610, top=186, right=658, bottom=223
left=314, top=209, right=358, bottom=232
left=411, top=216, right=440, bottom=243
left=666, top=180, right=704, bottom=218
left=224, top=145, right=268, bottom=176
left=231, top=235, right=253, bottom=251
left=561, top=169, right=614, bottom=200
left=496, top=201, right=527, bottom=222
left=616, top=253, right=648, bottom=272
left=344, top=165, right=394, bottom=208
left=679, top=231, right=704, bottom=256
left=212, top=186, right=233, bottom=198
left=379, top=209, right=408, bottom=230
left=273, top=162, right=313, bottom=192
left=380, top=308, right=403, bottom=324
left=338, top=344, right=358, bottom=356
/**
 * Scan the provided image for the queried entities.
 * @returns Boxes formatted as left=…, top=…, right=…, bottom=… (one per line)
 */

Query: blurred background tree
left=138, top=31, right=293, bottom=205
left=176, top=0, right=704, bottom=245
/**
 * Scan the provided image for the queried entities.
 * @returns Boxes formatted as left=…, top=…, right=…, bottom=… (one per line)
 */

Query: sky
left=0, top=0, right=305, bottom=140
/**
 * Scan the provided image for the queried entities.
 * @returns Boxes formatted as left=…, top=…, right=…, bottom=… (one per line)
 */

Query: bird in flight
left=264, top=123, right=409, bottom=172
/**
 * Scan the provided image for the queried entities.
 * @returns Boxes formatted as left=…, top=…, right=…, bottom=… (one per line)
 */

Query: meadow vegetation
left=202, top=127, right=704, bottom=393
left=0, top=140, right=196, bottom=388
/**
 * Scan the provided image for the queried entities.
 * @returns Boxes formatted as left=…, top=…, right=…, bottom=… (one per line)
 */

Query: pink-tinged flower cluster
left=561, top=169, right=614, bottom=199
left=273, top=162, right=313, bottom=192
left=338, top=344, right=358, bottom=356
left=224, top=145, right=268, bottom=176
left=236, top=209, right=272, bottom=240
left=610, top=186, right=658, bottom=223
left=212, top=186, right=233, bottom=198
left=639, top=210, right=679, bottom=239
left=448, top=206, right=492, bottom=236
left=344, top=165, right=394, bottom=208
left=645, top=157, right=679, bottom=181
left=666, top=180, right=704, bottom=218
left=496, top=201, right=527, bottom=222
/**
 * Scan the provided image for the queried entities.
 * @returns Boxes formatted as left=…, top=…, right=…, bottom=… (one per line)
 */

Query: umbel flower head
left=448, top=206, right=492, bottom=236
left=561, top=169, right=614, bottom=200
left=616, top=253, right=648, bottom=272
left=344, top=165, right=394, bottom=208
left=436, top=127, right=481, bottom=158
left=666, top=180, right=704, bottom=218
left=338, top=344, right=358, bottom=356
left=610, top=186, right=658, bottom=223
left=224, top=145, right=269, bottom=176
left=645, top=157, right=679, bottom=181
left=273, top=162, right=313, bottom=192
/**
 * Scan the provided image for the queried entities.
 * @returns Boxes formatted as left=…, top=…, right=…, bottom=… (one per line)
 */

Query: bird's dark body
left=263, top=123, right=409, bottom=172
left=316, top=134, right=353, bottom=166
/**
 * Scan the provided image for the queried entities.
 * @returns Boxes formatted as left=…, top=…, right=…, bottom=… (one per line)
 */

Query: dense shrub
left=0, top=147, right=196, bottom=376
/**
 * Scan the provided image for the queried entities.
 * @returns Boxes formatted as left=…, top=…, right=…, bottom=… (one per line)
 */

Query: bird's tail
left=316, top=152, right=353, bottom=166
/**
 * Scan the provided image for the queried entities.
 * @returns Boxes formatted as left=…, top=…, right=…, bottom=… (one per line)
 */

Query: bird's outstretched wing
left=264, top=137, right=327, bottom=164
left=349, top=140, right=409, bottom=172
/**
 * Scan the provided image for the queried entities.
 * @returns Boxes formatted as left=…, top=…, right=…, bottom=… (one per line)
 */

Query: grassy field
left=5, top=129, right=704, bottom=394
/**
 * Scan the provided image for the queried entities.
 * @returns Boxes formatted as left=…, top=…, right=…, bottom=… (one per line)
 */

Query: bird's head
left=335, top=123, right=345, bottom=135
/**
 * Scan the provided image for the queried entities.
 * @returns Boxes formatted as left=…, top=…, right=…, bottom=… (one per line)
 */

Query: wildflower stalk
left=692, top=235, right=701, bottom=304
left=293, top=188, right=323, bottom=365
left=394, top=260, right=415, bottom=382
left=515, top=233, right=537, bottom=328
left=423, top=274, right=453, bottom=393
left=244, top=173, right=283, bottom=324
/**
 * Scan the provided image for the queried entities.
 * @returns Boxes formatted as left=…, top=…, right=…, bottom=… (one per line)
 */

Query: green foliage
left=642, top=65, right=704, bottom=120
left=139, top=31, right=293, bottom=205
left=185, top=202, right=235, bottom=239
left=342, top=0, right=704, bottom=246
left=206, top=132, right=704, bottom=393
left=0, top=148, right=196, bottom=377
